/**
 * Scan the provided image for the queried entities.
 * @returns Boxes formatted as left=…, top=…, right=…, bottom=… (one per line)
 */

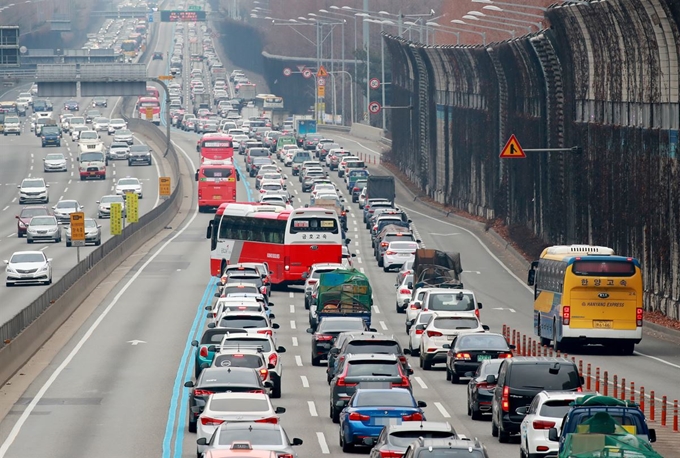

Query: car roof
left=11, top=250, right=45, bottom=256
left=535, top=390, right=592, bottom=401
left=345, top=353, right=399, bottom=362
left=218, top=422, right=281, bottom=431
left=209, top=392, right=268, bottom=400
left=220, top=310, right=267, bottom=318
left=412, top=438, right=484, bottom=451
left=385, top=421, right=454, bottom=434
left=215, top=347, right=265, bottom=356
left=344, top=332, right=396, bottom=343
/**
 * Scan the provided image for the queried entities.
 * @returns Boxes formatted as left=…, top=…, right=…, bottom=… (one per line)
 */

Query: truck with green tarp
left=310, top=268, right=373, bottom=329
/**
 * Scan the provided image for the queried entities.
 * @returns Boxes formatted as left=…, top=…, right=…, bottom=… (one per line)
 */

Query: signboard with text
left=160, top=10, right=206, bottom=22
left=110, top=203, right=122, bottom=235
left=126, top=193, right=139, bottom=223
left=70, top=212, right=85, bottom=247
left=159, top=177, right=171, bottom=198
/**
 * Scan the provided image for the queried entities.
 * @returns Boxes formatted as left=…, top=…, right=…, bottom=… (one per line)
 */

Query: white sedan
left=115, top=177, right=143, bottom=199
left=5, top=251, right=52, bottom=286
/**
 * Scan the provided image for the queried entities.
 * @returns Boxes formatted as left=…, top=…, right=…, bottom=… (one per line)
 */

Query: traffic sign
left=148, top=13, right=154, bottom=23
left=145, top=107, right=154, bottom=120
left=188, top=4, right=202, bottom=10
left=499, top=134, right=526, bottom=158
left=302, top=69, right=312, bottom=79
left=296, top=65, right=305, bottom=72
left=368, top=101, right=381, bottom=114
left=70, top=212, right=85, bottom=247
left=158, top=75, right=174, bottom=80
left=318, top=86, right=326, bottom=98
left=126, top=193, right=139, bottom=223
left=317, top=66, right=328, bottom=78
left=369, top=77, right=380, bottom=90
left=283, top=67, right=292, bottom=77
left=317, top=77, right=326, bottom=86
left=110, top=203, right=122, bottom=235
left=159, top=177, right=171, bottom=198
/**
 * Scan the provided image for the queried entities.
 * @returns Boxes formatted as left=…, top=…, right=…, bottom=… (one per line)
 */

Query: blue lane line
left=162, top=277, right=215, bottom=458
left=232, top=159, right=253, bottom=202
left=172, top=279, right=215, bottom=458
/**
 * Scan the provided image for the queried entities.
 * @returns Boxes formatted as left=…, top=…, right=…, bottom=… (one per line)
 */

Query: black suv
left=128, top=145, right=153, bottom=166
left=327, top=333, right=410, bottom=383
left=403, top=437, right=489, bottom=458
left=491, top=357, right=583, bottom=443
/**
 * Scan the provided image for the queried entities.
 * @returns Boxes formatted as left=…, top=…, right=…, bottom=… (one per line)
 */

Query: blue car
left=339, top=387, right=427, bottom=452
left=190, top=328, right=234, bottom=378
left=63, top=100, right=79, bottom=111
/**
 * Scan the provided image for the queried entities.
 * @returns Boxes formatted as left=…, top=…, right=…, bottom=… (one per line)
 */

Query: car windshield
left=45, top=154, right=64, bottom=160
left=428, top=293, right=476, bottom=312
left=457, top=334, right=508, bottom=350
left=130, top=146, right=149, bottom=153
left=30, top=216, right=56, bottom=225
left=111, top=143, right=128, bottom=149
left=218, top=316, right=268, bottom=329
left=433, top=317, right=479, bottom=330
left=117, top=129, right=132, bottom=135
left=209, top=397, right=269, bottom=412
left=80, top=132, right=98, bottom=140
left=347, top=361, right=400, bottom=377
left=388, top=242, right=418, bottom=251
left=56, top=201, right=77, bottom=209
left=118, top=179, right=139, bottom=186
left=318, top=319, right=365, bottom=333
left=10, top=253, right=45, bottom=263
left=94, top=117, right=109, bottom=123
left=20, top=208, right=49, bottom=218
left=111, top=118, right=125, bottom=124
left=539, top=400, right=577, bottom=418
left=345, top=341, right=400, bottom=355
left=389, top=431, right=455, bottom=447
left=101, top=196, right=124, bottom=203
left=80, top=152, right=104, bottom=162
left=222, top=338, right=271, bottom=352
left=22, top=180, right=45, bottom=188
left=354, top=391, right=414, bottom=407
left=217, top=428, right=283, bottom=446
left=212, top=354, right=263, bottom=369
left=84, top=219, right=97, bottom=228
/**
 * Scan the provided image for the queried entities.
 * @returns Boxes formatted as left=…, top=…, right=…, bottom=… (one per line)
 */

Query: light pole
left=462, top=15, right=525, bottom=35
left=309, top=14, right=347, bottom=124
left=481, top=5, right=546, bottom=27
left=450, top=19, right=516, bottom=39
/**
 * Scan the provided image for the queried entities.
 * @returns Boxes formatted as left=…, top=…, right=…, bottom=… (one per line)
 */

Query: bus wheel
left=552, top=320, right=565, bottom=352
left=538, top=318, right=550, bottom=347
left=620, top=341, right=635, bottom=355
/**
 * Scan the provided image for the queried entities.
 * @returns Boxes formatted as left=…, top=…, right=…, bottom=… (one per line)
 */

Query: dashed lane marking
left=301, top=376, right=309, bottom=388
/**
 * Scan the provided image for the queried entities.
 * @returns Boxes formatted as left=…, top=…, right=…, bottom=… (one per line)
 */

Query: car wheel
left=331, top=404, right=340, bottom=424
left=498, top=426, right=510, bottom=443
left=422, top=358, right=432, bottom=371
left=271, top=376, right=281, bottom=399
left=491, top=417, right=499, bottom=437
left=451, top=371, right=460, bottom=384
left=446, top=367, right=452, bottom=381
left=17, top=232, right=22, bottom=238
left=340, top=428, right=352, bottom=452
left=95, top=240, right=101, bottom=246
left=383, top=265, right=389, bottom=272
left=27, top=239, right=33, bottom=244
left=471, top=404, right=483, bottom=420
left=311, top=355, right=322, bottom=367
left=188, top=413, right=197, bottom=433
left=66, top=241, right=72, bottom=247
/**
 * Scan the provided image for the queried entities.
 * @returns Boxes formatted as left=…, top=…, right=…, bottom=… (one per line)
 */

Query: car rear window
left=456, top=334, right=508, bottom=350
left=200, top=369, right=258, bottom=386
left=347, top=361, right=399, bottom=377
left=389, top=431, right=455, bottom=447
left=201, top=331, right=229, bottom=345
left=218, top=316, right=268, bottom=328
left=345, top=341, right=400, bottom=355
left=508, top=364, right=581, bottom=390
left=428, top=293, right=476, bottom=312
left=249, top=148, right=269, bottom=157
left=433, top=317, right=479, bottom=330
left=210, top=398, right=269, bottom=412
left=539, top=399, right=576, bottom=418
left=354, top=391, right=414, bottom=407
left=222, top=338, right=271, bottom=352
left=218, top=429, right=283, bottom=446
left=213, top=354, right=263, bottom=368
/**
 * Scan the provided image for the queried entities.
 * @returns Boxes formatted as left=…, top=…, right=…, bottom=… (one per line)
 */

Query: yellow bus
left=527, top=245, right=643, bottom=355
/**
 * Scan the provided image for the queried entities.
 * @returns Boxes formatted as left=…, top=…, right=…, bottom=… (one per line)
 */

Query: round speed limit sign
left=369, top=77, right=380, bottom=90
left=368, top=101, right=381, bottom=114
left=283, top=67, right=292, bottom=76
left=303, top=69, right=312, bottom=79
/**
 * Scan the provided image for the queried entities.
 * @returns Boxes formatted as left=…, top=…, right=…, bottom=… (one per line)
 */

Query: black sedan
left=466, top=359, right=502, bottom=420
left=152, top=51, right=164, bottom=60
left=92, top=97, right=108, bottom=108
left=184, top=366, right=270, bottom=433
left=444, top=332, right=513, bottom=383
left=307, top=317, right=368, bottom=366
left=63, top=100, right=79, bottom=111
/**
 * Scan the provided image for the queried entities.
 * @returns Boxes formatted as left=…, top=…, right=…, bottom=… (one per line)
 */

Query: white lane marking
left=353, top=227, right=357, bottom=232
left=11, top=198, right=16, bottom=202
left=356, top=249, right=360, bottom=254
left=297, top=197, right=302, bottom=203
left=301, top=376, right=309, bottom=388
left=634, top=350, right=680, bottom=369
left=2, top=206, right=7, bottom=211
left=434, top=402, right=451, bottom=418
left=40, top=246, right=49, bottom=251
left=289, top=292, right=294, bottom=298
left=316, top=432, right=330, bottom=454
left=6, top=233, right=14, bottom=237
left=360, top=267, right=365, bottom=273
left=414, top=377, right=428, bottom=389
left=290, top=320, right=296, bottom=330
left=292, top=336, right=298, bottom=347
left=68, top=179, right=72, bottom=184
left=63, top=187, right=68, bottom=193
left=308, top=400, right=318, bottom=416
left=29, top=166, right=33, bottom=171
left=372, top=305, right=380, bottom=314
left=289, top=304, right=295, bottom=314
left=0, top=133, right=200, bottom=456
left=379, top=321, right=388, bottom=330
left=357, top=257, right=362, bottom=264
left=294, top=189, right=298, bottom=194
left=295, top=355, right=303, bottom=367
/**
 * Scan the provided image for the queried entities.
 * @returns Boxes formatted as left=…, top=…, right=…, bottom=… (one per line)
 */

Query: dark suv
left=491, top=357, right=583, bottom=443
left=327, top=333, right=410, bottom=383
left=128, top=145, right=153, bottom=165
left=402, top=437, right=489, bottom=458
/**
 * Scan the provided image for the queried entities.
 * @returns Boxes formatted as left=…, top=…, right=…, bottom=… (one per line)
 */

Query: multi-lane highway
left=0, top=7, right=678, bottom=458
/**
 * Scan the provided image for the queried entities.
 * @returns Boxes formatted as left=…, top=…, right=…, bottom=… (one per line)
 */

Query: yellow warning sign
left=499, top=134, right=526, bottom=159
left=126, top=193, right=139, bottom=223
left=318, top=85, right=325, bottom=98
left=145, top=107, right=154, bottom=120
left=159, top=176, right=171, bottom=197
left=317, top=65, right=328, bottom=78
left=110, top=203, right=122, bottom=235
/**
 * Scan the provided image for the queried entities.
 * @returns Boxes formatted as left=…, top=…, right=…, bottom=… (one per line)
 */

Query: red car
left=16, top=206, right=51, bottom=237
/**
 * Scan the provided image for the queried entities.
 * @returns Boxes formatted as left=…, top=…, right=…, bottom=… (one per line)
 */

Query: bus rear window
left=202, top=168, right=232, bottom=178
left=289, top=218, right=338, bottom=234
left=572, top=261, right=635, bottom=276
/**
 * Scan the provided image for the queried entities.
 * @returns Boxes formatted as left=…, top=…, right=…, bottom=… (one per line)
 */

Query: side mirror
left=547, top=428, right=559, bottom=442
left=329, top=348, right=340, bottom=355
left=362, top=437, right=376, bottom=446
left=351, top=253, right=356, bottom=257
left=207, top=323, right=216, bottom=329
left=369, top=328, right=377, bottom=332
left=417, top=400, right=427, bottom=408
left=413, top=302, right=422, bottom=309
left=516, top=406, right=528, bottom=416
left=268, top=363, right=275, bottom=369
left=442, top=343, right=451, bottom=349
left=269, top=313, right=276, bottom=319
left=649, top=428, right=656, bottom=443
left=274, top=406, right=286, bottom=414
left=477, top=302, right=483, bottom=309
left=407, top=282, right=413, bottom=289
left=184, top=381, right=194, bottom=388
left=271, top=323, right=280, bottom=329
left=195, top=171, right=199, bottom=181
left=301, top=272, right=308, bottom=279
left=214, top=292, right=220, bottom=298
left=406, top=319, right=414, bottom=326
left=509, top=344, right=516, bottom=350
left=403, top=348, right=411, bottom=355
left=196, top=437, right=208, bottom=446
left=528, top=261, right=538, bottom=286
left=306, top=328, right=314, bottom=334
left=205, top=305, right=213, bottom=311
left=485, top=374, right=497, bottom=384
left=277, top=346, right=286, bottom=353
left=292, top=438, right=303, bottom=446
left=263, top=381, right=273, bottom=388
left=407, top=368, right=414, bottom=375
left=482, top=325, right=490, bottom=331
left=191, top=340, right=198, bottom=347
left=207, top=345, right=216, bottom=352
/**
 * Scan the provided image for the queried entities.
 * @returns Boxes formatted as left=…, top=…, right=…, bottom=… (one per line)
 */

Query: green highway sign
left=188, top=5, right=202, bottom=11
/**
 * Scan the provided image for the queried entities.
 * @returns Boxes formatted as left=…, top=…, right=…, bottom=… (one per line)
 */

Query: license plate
left=593, top=320, right=613, bottom=329
left=477, top=354, right=491, bottom=361
left=213, top=195, right=221, bottom=199
left=373, top=417, right=400, bottom=426
left=89, top=172, right=96, bottom=176
left=399, top=253, right=411, bottom=257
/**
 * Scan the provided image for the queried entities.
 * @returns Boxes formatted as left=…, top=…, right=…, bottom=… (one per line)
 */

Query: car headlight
left=38, top=264, right=48, bottom=272
left=6, top=266, right=16, bottom=274
left=27, top=227, right=37, bottom=233
left=18, top=221, right=27, bottom=228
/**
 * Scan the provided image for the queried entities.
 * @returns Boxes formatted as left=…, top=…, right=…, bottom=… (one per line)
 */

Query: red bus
left=137, top=96, right=160, bottom=124
left=199, top=133, right=234, bottom=162
left=196, top=160, right=239, bottom=213
left=146, top=86, right=160, bottom=99
left=207, top=203, right=344, bottom=284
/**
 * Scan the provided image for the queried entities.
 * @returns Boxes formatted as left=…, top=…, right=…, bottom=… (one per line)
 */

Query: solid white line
left=414, top=377, right=428, bottom=389
left=289, top=304, right=295, bottom=314
left=372, top=305, right=380, bottom=314
left=379, top=321, right=388, bottom=330
left=434, top=402, right=451, bottom=418
left=316, top=432, right=330, bottom=454
left=0, top=192, right=200, bottom=458
left=295, top=355, right=303, bottom=367
left=40, top=246, right=48, bottom=251
left=290, top=320, right=296, bottom=330
left=308, top=400, right=318, bottom=416
left=301, top=376, right=309, bottom=388
left=11, top=198, right=16, bottom=202
left=292, top=337, right=298, bottom=347
left=634, top=350, right=680, bottom=369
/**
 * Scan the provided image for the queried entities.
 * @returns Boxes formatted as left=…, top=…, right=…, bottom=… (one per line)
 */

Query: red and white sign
left=302, top=69, right=312, bottom=79
left=317, top=77, right=326, bottom=86
left=296, top=65, right=306, bottom=72
left=282, top=67, right=292, bottom=76
left=369, top=77, right=380, bottom=90
left=368, top=101, right=381, bottom=114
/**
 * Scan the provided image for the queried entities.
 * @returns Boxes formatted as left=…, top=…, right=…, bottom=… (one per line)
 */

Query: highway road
left=0, top=11, right=678, bottom=458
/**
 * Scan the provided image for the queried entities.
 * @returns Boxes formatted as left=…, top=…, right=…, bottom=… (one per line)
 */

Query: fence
left=385, top=0, right=680, bottom=319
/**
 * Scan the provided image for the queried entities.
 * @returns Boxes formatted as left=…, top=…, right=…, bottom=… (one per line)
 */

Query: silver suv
left=403, top=438, right=488, bottom=458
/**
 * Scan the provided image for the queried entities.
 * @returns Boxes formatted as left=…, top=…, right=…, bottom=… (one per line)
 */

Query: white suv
left=417, top=312, right=487, bottom=370
left=18, top=178, right=49, bottom=204
left=418, top=288, right=483, bottom=319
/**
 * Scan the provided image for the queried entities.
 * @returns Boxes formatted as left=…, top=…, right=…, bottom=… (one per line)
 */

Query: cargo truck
left=366, top=175, right=395, bottom=204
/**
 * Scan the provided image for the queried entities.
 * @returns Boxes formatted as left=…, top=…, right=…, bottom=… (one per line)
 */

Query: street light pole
left=380, top=22, right=386, bottom=130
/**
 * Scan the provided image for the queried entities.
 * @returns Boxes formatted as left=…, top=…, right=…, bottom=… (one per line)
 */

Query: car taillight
left=254, top=417, right=279, bottom=424
left=249, top=389, right=265, bottom=393
left=260, top=189, right=266, bottom=193
left=392, top=376, right=410, bottom=388
left=385, top=251, right=397, bottom=255
left=636, top=307, right=643, bottom=327
left=399, top=288, right=411, bottom=294
left=268, top=353, right=278, bottom=367
left=353, top=187, right=359, bottom=192
left=315, top=334, right=334, bottom=341
left=577, top=386, right=583, bottom=392
left=533, top=420, right=556, bottom=430
left=307, top=279, right=317, bottom=285
left=277, top=454, right=294, bottom=458
left=562, top=306, right=571, bottom=326
left=200, top=416, right=224, bottom=426
left=498, top=352, right=513, bottom=358
left=402, top=412, right=423, bottom=421
left=258, top=330, right=273, bottom=336
left=476, top=381, right=491, bottom=389
left=199, top=346, right=209, bottom=358
left=381, top=242, right=388, bottom=247
left=502, top=385, right=509, bottom=412
left=475, top=309, right=480, bottom=318
left=372, top=225, right=378, bottom=231
left=455, top=352, right=471, bottom=360
left=415, top=329, right=424, bottom=335
left=379, top=451, right=403, bottom=458
left=336, top=377, right=356, bottom=387
left=193, top=389, right=214, bottom=396
left=259, top=368, right=269, bottom=379
left=348, top=412, right=370, bottom=421
left=426, top=330, right=442, bottom=337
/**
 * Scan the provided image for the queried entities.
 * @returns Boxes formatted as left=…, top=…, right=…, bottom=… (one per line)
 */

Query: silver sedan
left=65, top=217, right=101, bottom=247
